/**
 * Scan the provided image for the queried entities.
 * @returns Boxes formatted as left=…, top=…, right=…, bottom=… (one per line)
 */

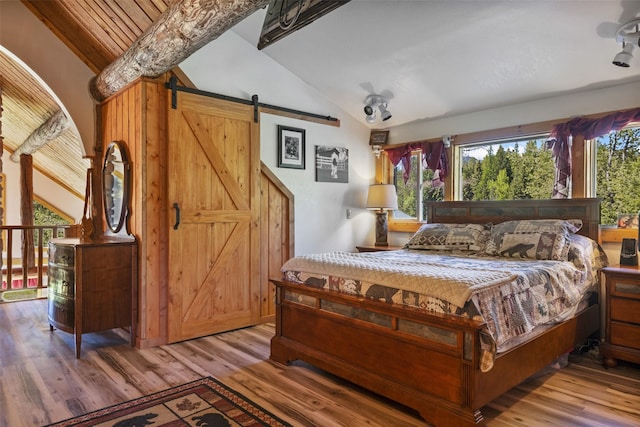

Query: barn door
left=167, top=91, right=260, bottom=343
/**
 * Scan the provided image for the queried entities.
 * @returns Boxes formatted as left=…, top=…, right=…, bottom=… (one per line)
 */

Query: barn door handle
left=173, top=203, right=180, bottom=230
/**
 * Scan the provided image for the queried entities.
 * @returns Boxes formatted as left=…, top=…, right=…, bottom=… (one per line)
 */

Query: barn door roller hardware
left=165, top=76, right=339, bottom=125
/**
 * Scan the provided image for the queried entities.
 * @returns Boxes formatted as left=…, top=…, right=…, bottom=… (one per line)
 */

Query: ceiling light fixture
left=364, top=94, right=392, bottom=123
left=613, top=18, right=640, bottom=67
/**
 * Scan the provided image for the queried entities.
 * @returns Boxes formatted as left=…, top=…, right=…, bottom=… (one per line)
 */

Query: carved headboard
left=425, top=198, right=601, bottom=242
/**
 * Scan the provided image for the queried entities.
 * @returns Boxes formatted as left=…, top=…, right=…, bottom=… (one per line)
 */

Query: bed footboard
left=270, top=278, right=599, bottom=427
left=271, top=278, right=489, bottom=426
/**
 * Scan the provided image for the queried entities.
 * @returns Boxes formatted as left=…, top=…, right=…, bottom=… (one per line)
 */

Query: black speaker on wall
left=620, top=238, right=638, bottom=266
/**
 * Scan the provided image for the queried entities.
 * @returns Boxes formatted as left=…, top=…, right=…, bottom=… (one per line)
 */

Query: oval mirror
left=102, top=141, right=129, bottom=234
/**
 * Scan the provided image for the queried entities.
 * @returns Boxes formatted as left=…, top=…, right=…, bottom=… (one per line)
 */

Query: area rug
left=45, top=376, right=292, bottom=427
left=0, top=289, right=41, bottom=303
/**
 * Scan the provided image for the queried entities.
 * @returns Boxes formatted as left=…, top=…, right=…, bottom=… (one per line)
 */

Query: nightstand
left=356, top=245, right=403, bottom=252
left=600, top=264, right=640, bottom=367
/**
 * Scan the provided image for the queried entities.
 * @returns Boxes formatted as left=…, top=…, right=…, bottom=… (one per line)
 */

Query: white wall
left=2, top=151, right=83, bottom=225
left=2, top=150, right=83, bottom=256
left=389, top=80, right=640, bottom=144
left=259, top=113, right=373, bottom=254
left=180, top=30, right=376, bottom=255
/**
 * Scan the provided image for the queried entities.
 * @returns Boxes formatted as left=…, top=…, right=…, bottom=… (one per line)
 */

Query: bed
left=270, top=198, right=606, bottom=426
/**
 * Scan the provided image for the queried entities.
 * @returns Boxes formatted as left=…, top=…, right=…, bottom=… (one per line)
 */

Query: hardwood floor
left=1, top=299, right=639, bottom=426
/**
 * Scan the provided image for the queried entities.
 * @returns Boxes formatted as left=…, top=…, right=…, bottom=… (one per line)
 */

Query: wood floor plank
left=1, top=299, right=640, bottom=426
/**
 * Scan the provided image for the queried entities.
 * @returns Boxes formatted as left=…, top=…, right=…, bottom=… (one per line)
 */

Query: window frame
left=588, top=122, right=640, bottom=242
left=393, top=151, right=421, bottom=220
left=381, top=110, right=637, bottom=242
left=453, top=133, right=551, bottom=201
left=392, top=150, right=448, bottom=222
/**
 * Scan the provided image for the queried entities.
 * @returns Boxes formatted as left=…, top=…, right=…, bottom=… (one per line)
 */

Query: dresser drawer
left=48, top=294, right=74, bottom=327
left=609, top=280, right=640, bottom=298
left=610, top=297, right=640, bottom=324
left=48, top=267, right=75, bottom=297
left=48, top=243, right=74, bottom=267
left=610, top=321, right=640, bottom=349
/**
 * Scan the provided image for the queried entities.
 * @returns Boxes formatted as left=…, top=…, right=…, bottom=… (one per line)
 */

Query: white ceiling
left=231, top=0, right=640, bottom=129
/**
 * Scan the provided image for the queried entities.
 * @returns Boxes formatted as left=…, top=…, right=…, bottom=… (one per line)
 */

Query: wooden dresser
left=600, top=264, right=640, bottom=367
left=48, top=237, right=137, bottom=358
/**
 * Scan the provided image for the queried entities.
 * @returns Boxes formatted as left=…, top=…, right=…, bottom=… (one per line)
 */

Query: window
left=383, top=110, right=640, bottom=235
left=393, top=151, right=444, bottom=221
left=457, top=135, right=554, bottom=201
left=594, top=124, right=640, bottom=226
left=33, top=199, right=71, bottom=247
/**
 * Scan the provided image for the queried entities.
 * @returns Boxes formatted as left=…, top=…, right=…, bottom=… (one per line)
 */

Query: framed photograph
left=315, top=145, right=349, bottom=183
left=277, top=125, right=305, bottom=169
left=369, top=129, right=389, bottom=146
left=617, top=213, right=639, bottom=229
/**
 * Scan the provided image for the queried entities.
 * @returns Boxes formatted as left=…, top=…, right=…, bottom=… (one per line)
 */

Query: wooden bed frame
left=270, top=198, right=601, bottom=426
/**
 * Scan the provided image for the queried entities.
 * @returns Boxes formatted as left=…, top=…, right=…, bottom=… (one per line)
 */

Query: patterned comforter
left=281, top=235, right=607, bottom=371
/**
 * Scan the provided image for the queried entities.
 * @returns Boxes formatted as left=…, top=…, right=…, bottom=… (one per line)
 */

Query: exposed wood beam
left=10, top=110, right=70, bottom=161
left=258, top=0, right=350, bottom=50
left=20, top=154, right=35, bottom=269
left=89, top=0, right=270, bottom=101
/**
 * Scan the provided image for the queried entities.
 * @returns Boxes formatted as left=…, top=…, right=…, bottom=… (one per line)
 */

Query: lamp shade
left=366, top=184, right=398, bottom=210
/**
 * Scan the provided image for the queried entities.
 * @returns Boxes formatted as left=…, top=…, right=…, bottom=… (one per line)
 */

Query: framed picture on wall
left=617, top=213, right=639, bottom=229
left=315, top=146, right=349, bottom=183
left=277, top=125, right=305, bottom=169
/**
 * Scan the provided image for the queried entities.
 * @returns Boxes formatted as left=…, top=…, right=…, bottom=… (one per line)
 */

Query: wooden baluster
left=6, top=228, right=12, bottom=291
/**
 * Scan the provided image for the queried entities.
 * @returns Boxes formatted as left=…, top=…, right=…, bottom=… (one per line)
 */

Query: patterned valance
left=385, top=141, right=448, bottom=184
left=547, top=107, right=640, bottom=198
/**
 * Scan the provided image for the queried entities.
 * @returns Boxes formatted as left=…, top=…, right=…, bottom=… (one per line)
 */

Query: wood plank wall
left=260, top=164, right=294, bottom=323
left=98, top=75, right=293, bottom=346
left=99, top=76, right=169, bottom=348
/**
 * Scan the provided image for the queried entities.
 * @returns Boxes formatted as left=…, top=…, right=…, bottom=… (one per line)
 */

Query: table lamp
left=366, top=184, right=398, bottom=246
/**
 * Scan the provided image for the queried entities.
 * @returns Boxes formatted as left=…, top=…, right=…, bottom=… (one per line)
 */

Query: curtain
left=547, top=107, right=640, bottom=198
left=385, top=140, right=448, bottom=184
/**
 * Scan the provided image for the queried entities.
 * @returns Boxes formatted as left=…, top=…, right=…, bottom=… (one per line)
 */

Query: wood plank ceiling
left=1, top=49, right=87, bottom=200
left=1, top=0, right=172, bottom=202
left=23, top=0, right=172, bottom=74
left=5, top=0, right=342, bottom=206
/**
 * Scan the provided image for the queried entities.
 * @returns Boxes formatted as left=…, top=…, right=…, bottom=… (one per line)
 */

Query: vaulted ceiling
left=2, top=0, right=172, bottom=198
left=2, top=0, right=640, bottom=199
left=23, top=0, right=172, bottom=74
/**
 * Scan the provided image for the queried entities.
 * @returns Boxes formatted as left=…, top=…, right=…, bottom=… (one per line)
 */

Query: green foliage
left=509, top=139, right=555, bottom=199
left=33, top=201, right=70, bottom=246
left=488, top=169, right=510, bottom=200
left=422, top=169, right=444, bottom=199
left=462, top=138, right=554, bottom=201
left=394, top=154, right=443, bottom=220
left=34, top=201, right=69, bottom=226
left=394, top=126, right=640, bottom=226
left=394, top=154, right=419, bottom=218
left=596, top=127, right=640, bottom=225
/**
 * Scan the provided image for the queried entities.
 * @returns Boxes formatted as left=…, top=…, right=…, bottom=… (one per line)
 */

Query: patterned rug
left=45, top=377, right=292, bottom=427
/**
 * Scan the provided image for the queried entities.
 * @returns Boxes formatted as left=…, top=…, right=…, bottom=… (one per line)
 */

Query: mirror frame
left=102, top=141, right=130, bottom=235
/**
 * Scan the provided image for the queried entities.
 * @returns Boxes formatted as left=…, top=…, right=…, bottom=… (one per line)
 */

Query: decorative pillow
left=492, top=231, right=570, bottom=260
left=483, top=219, right=582, bottom=260
left=491, top=218, right=582, bottom=235
left=404, top=223, right=490, bottom=251
left=567, top=233, right=609, bottom=277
